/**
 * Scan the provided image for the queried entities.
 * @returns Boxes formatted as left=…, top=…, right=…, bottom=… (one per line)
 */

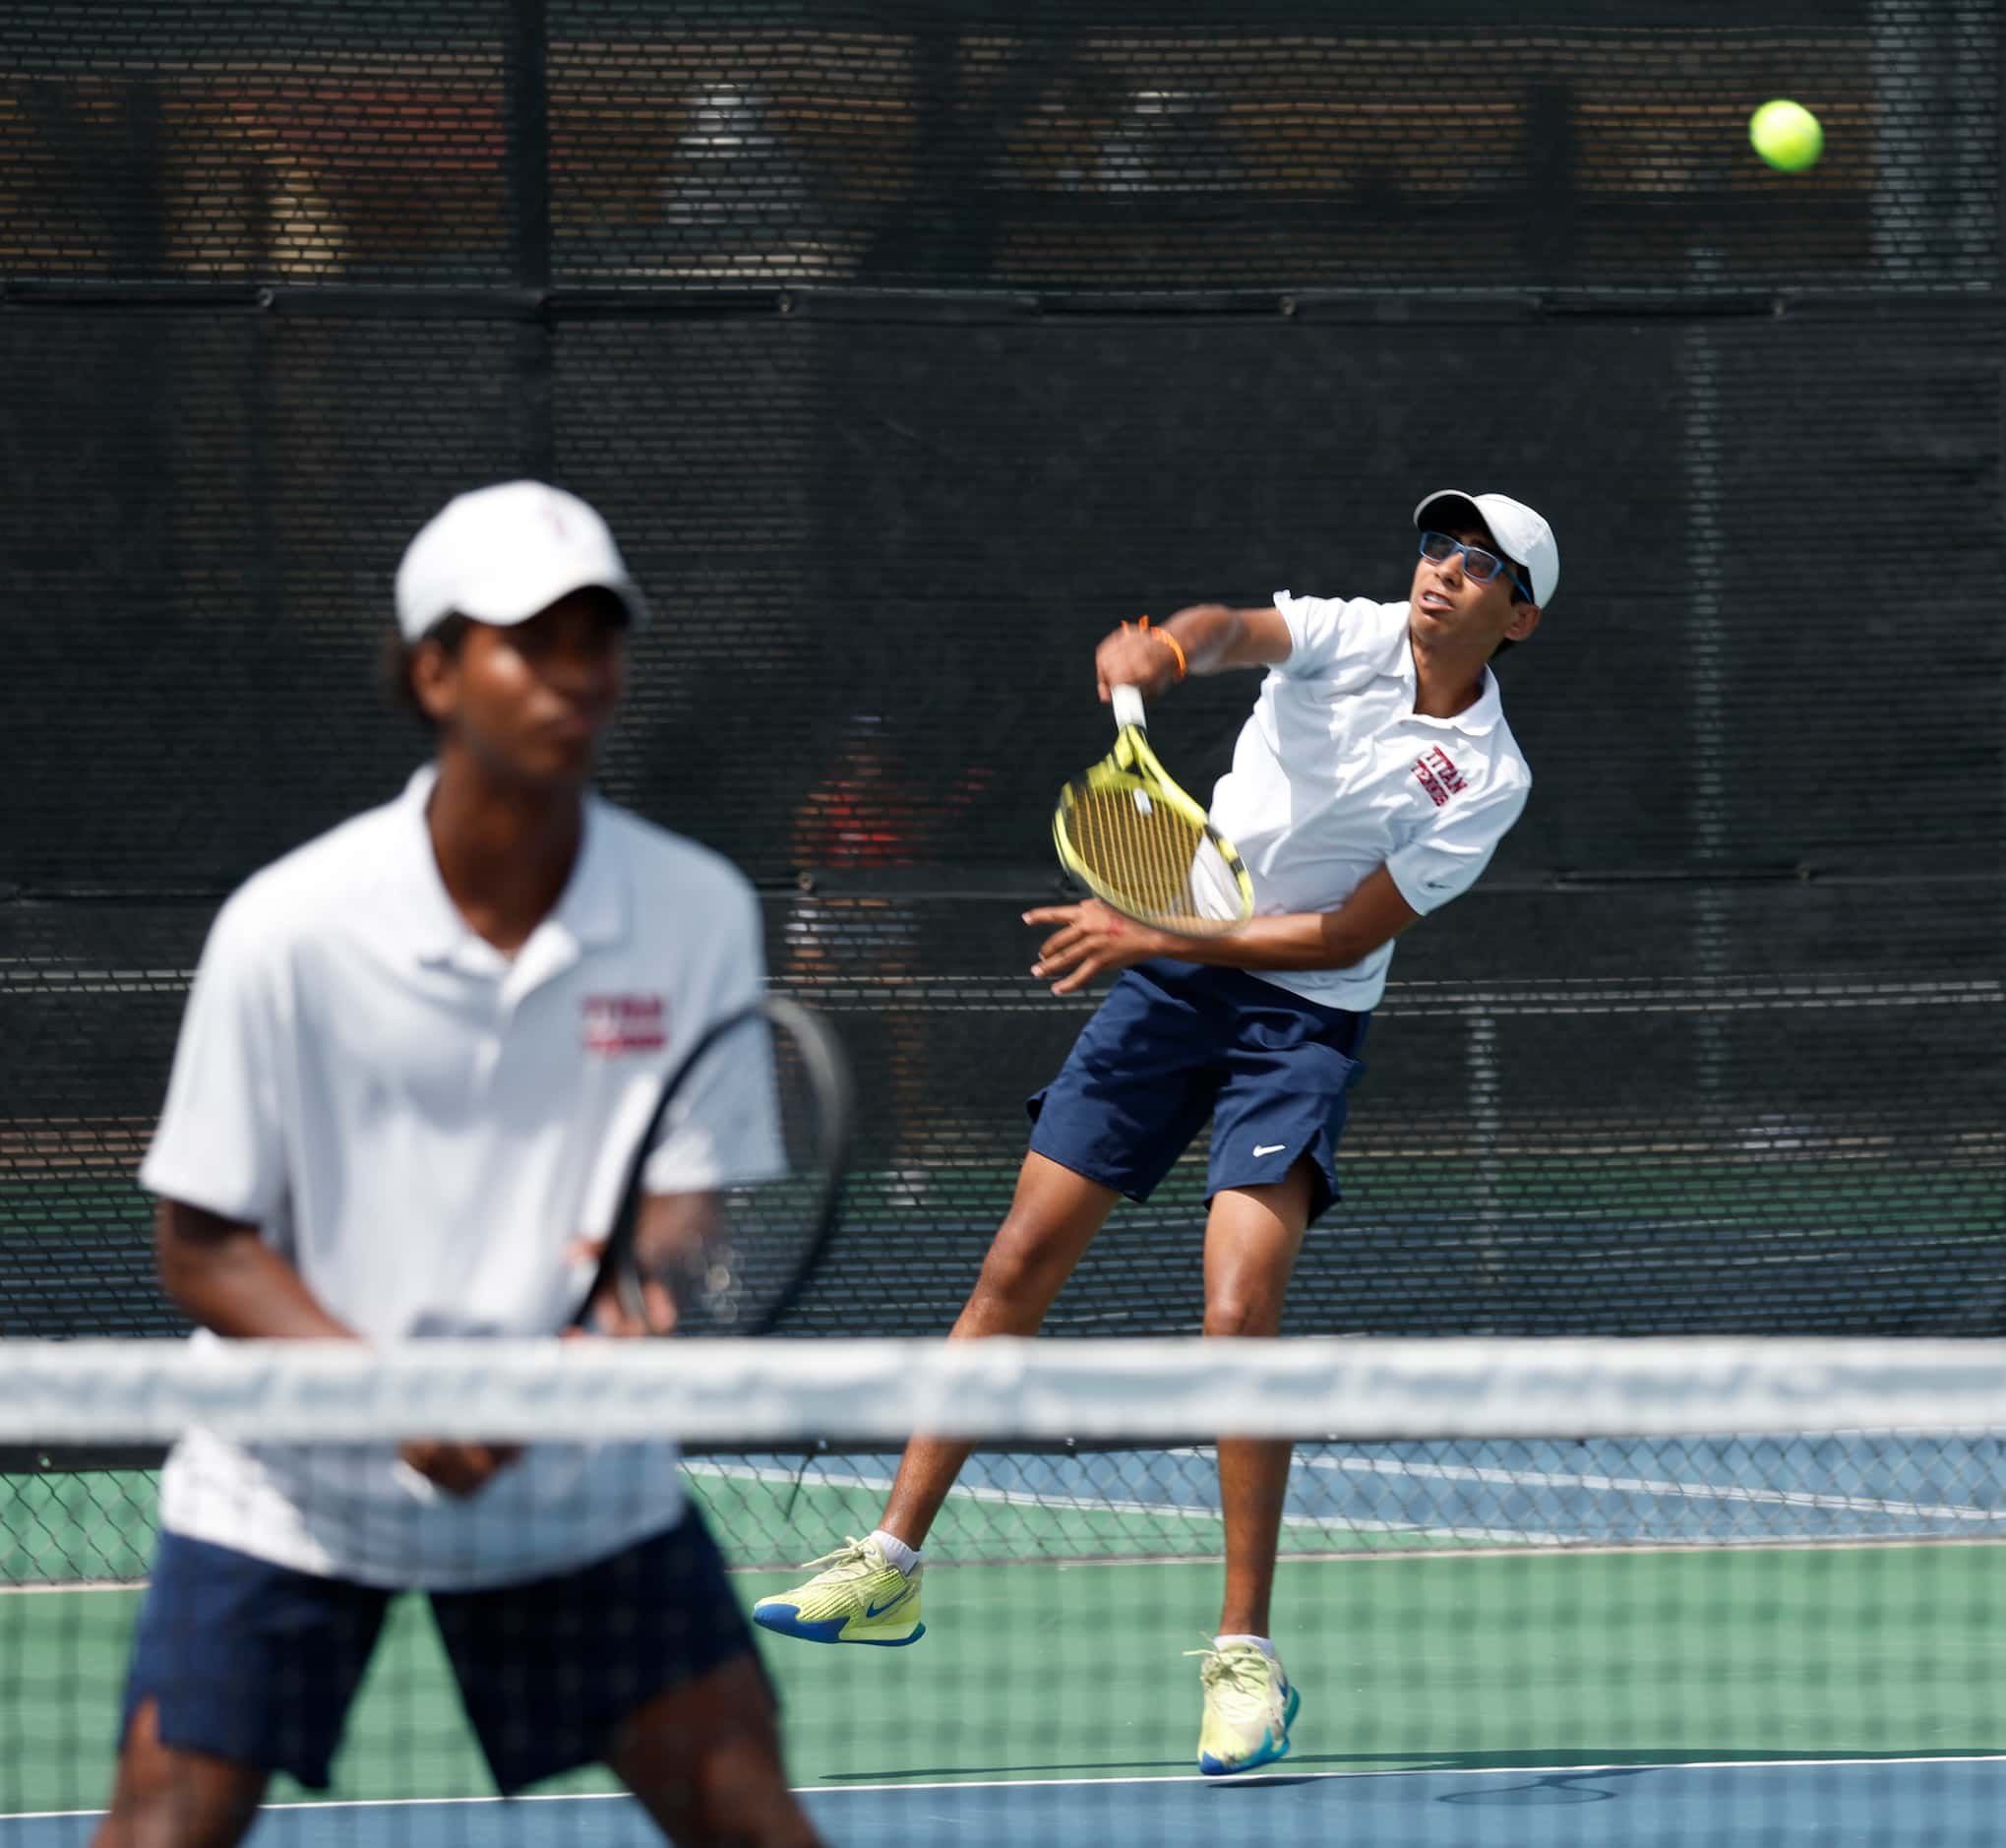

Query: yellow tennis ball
left=1749, top=99, right=1823, bottom=173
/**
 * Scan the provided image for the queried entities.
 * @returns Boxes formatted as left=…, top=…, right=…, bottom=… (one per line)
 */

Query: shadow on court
left=813, top=1742, right=2006, bottom=1784
left=1282, top=1745, right=2006, bottom=1772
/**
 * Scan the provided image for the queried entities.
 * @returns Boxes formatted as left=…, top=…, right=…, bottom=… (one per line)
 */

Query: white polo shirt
left=139, top=766, right=766, bottom=1589
left=1206, top=592, right=1532, bottom=1012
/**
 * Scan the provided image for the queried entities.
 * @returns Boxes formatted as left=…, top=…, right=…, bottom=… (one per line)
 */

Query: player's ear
left=409, top=632, right=461, bottom=725
left=1503, top=601, right=1542, bottom=647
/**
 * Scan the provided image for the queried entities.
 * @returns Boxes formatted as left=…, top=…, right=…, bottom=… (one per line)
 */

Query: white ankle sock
left=870, top=1529, right=920, bottom=1576
left=1214, top=1632, right=1278, bottom=1661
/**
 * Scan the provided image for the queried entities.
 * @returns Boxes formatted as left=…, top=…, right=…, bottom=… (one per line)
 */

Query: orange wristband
left=1137, top=616, right=1187, bottom=680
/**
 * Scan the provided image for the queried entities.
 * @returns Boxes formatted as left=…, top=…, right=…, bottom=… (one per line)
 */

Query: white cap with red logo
left=395, top=481, right=647, bottom=644
left=1413, top=489, right=1558, bottom=607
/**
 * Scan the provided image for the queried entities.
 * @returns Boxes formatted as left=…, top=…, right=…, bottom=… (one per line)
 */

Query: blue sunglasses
left=1420, top=530, right=1533, bottom=604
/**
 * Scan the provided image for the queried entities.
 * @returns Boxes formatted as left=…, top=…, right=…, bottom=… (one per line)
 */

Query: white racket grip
left=1112, top=684, right=1146, bottom=731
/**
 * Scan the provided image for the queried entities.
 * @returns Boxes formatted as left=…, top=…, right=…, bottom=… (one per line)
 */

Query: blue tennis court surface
left=9, top=1759, right=2006, bottom=1844
left=704, top=1429, right=2006, bottom=1553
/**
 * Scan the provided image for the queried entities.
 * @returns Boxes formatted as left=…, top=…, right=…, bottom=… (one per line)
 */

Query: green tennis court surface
left=8, top=1447, right=2006, bottom=1841
left=9, top=1544, right=2006, bottom=1811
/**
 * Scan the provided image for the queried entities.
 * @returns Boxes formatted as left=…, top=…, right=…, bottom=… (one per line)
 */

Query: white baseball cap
left=1413, top=489, right=1558, bottom=607
left=394, top=481, right=647, bottom=644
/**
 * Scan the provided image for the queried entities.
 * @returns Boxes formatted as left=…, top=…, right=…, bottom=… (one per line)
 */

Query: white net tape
left=6, top=1337, right=2006, bottom=1444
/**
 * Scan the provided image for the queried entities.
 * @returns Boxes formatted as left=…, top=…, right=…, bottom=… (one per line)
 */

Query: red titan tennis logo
left=1413, top=747, right=1468, bottom=809
left=583, top=994, right=666, bottom=1055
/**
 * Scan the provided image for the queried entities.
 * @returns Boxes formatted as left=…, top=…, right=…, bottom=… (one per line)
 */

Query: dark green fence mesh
left=3, top=1, right=2001, bottom=1338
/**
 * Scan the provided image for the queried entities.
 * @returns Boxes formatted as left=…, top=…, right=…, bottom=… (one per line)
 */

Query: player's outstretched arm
left=1027, top=867, right=1421, bottom=995
left=1093, top=603, right=1292, bottom=703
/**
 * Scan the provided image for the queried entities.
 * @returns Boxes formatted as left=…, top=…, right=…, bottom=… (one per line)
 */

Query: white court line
left=0, top=1577, right=141, bottom=1595
left=10, top=1752, right=2006, bottom=1820
left=685, top=1458, right=1581, bottom=1546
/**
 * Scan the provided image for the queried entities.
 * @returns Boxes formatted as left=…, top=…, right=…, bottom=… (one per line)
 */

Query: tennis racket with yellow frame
left=1052, top=684, right=1254, bottom=937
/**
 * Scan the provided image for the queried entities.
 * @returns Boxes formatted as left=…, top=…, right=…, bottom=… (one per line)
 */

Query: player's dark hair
left=380, top=614, right=473, bottom=729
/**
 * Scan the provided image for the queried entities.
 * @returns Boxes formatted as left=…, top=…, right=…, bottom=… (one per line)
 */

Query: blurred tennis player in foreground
left=755, top=490, right=1553, bottom=1776
left=97, top=483, right=821, bottom=1847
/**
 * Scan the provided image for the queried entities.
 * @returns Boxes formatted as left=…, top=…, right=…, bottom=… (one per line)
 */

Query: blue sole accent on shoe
left=1199, top=1733, right=1291, bottom=1777
left=751, top=1606, right=849, bottom=1643
left=752, top=1607, right=926, bottom=1647
left=846, top=1622, right=926, bottom=1647
left=1198, top=1683, right=1301, bottom=1776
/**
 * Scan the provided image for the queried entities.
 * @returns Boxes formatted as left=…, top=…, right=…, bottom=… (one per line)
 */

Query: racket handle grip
left=1112, top=684, right=1146, bottom=730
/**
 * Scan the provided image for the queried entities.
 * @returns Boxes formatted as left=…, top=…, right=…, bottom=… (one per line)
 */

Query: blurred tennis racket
left=578, top=995, right=853, bottom=1336
left=1052, top=684, right=1254, bottom=937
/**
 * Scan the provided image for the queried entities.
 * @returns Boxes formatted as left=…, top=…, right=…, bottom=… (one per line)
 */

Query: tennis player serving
left=754, top=489, right=1553, bottom=1778
left=96, top=483, right=821, bottom=1847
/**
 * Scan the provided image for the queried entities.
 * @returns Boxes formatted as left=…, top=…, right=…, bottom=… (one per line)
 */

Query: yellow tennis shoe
left=751, top=1537, right=925, bottom=1646
left=1190, top=1640, right=1299, bottom=1775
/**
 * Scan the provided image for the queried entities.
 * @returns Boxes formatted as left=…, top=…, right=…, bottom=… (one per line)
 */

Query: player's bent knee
left=968, top=1199, right=1107, bottom=1318
left=959, top=1254, right=1074, bottom=1337
left=1203, top=1297, right=1281, bottom=1339
left=971, top=1233, right=1069, bottom=1308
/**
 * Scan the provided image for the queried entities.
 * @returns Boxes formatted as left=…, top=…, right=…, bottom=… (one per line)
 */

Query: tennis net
left=6, top=1336, right=2006, bottom=1845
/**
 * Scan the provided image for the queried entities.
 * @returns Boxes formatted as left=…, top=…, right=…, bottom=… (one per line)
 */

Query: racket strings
left=691, top=1029, right=828, bottom=1331
left=626, top=1004, right=848, bottom=1336
left=1062, top=781, right=1215, bottom=928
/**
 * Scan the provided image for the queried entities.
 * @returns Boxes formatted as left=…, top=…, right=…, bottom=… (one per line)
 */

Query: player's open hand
left=1026, top=900, right=1169, bottom=994
left=1094, top=620, right=1183, bottom=704
left=396, top=1439, right=522, bottom=1498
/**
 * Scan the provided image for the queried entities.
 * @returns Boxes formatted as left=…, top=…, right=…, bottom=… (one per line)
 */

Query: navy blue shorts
left=1028, top=959, right=1368, bottom=1224
left=120, top=1509, right=760, bottom=1795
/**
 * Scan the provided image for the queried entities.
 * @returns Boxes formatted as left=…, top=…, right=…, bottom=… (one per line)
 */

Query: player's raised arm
left=1093, top=603, right=1292, bottom=703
